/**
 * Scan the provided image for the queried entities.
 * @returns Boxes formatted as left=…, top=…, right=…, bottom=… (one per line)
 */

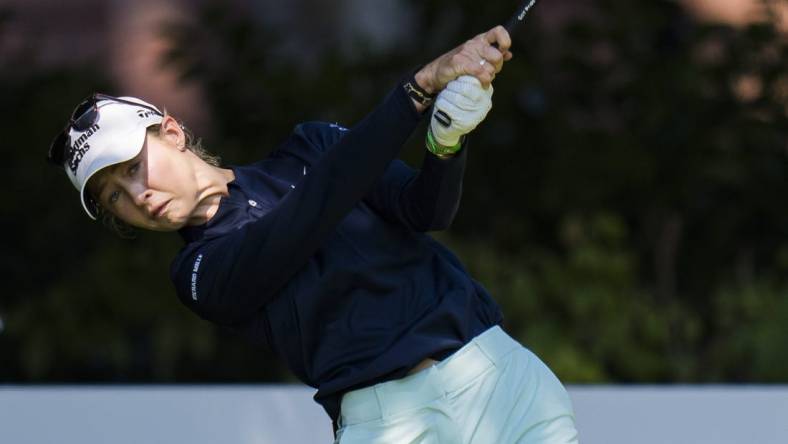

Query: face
left=87, top=126, right=200, bottom=232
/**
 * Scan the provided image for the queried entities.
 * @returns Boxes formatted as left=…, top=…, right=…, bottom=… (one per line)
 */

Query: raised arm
left=172, top=27, right=513, bottom=324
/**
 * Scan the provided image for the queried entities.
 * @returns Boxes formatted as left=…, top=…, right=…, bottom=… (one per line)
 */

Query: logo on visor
left=136, top=109, right=157, bottom=119
left=67, top=124, right=100, bottom=174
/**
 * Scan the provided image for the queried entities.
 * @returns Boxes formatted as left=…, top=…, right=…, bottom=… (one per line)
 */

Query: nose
left=133, top=188, right=154, bottom=207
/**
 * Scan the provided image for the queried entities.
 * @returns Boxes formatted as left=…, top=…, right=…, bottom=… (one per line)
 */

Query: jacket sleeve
left=171, top=81, right=425, bottom=325
left=364, top=144, right=468, bottom=232
left=302, top=123, right=469, bottom=232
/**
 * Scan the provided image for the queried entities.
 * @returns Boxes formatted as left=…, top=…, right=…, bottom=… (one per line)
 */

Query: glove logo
left=434, top=110, right=452, bottom=128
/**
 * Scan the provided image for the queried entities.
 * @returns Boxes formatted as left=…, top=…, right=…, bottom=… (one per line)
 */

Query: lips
left=151, top=200, right=170, bottom=218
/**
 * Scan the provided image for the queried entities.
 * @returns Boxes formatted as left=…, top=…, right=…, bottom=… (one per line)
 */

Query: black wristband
left=403, top=68, right=436, bottom=106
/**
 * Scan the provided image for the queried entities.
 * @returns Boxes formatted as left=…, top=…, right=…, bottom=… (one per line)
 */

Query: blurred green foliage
left=2, top=0, right=787, bottom=384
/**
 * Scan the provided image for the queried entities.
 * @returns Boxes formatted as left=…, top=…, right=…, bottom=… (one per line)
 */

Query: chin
left=149, top=220, right=183, bottom=232
left=148, top=213, right=185, bottom=232
left=159, top=203, right=182, bottom=227
left=160, top=214, right=187, bottom=231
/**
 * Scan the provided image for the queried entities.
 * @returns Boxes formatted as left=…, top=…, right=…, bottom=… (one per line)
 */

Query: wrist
left=404, top=67, right=437, bottom=113
left=426, top=127, right=463, bottom=157
left=414, top=64, right=437, bottom=96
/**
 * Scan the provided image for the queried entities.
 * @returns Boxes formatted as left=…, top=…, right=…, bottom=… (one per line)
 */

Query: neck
left=186, top=162, right=235, bottom=226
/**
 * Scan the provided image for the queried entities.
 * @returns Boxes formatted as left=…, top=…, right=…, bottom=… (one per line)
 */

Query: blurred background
left=2, top=0, right=787, bottom=393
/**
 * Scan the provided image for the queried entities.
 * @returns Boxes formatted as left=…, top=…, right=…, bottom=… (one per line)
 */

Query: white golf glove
left=430, top=75, right=494, bottom=147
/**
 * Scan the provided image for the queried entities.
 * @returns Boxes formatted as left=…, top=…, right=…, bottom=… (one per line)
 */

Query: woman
left=48, top=25, right=578, bottom=443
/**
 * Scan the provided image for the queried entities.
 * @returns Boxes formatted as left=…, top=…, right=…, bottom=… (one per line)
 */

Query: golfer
left=48, top=25, right=578, bottom=443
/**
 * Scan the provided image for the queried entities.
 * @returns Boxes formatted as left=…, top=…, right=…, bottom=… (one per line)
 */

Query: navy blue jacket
left=170, top=81, right=503, bottom=422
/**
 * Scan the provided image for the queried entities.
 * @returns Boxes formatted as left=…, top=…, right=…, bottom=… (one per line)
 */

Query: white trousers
left=335, top=326, right=579, bottom=443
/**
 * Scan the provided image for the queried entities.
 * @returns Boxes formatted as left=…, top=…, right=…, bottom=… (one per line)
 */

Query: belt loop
left=427, top=364, right=446, bottom=398
left=373, top=385, right=385, bottom=419
left=473, top=333, right=497, bottom=367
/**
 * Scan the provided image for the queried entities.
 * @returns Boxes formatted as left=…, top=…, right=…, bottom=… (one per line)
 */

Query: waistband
left=339, top=325, right=520, bottom=426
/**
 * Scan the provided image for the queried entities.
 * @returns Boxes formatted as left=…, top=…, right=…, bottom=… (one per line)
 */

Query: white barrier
left=570, top=386, right=788, bottom=444
left=1, top=385, right=786, bottom=443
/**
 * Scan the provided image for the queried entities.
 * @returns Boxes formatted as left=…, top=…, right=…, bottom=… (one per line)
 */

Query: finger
left=446, top=76, right=485, bottom=102
left=481, top=46, right=505, bottom=73
left=449, top=51, right=473, bottom=80
left=464, top=58, right=492, bottom=89
left=455, top=75, right=485, bottom=94
left=472, top=65, right=493, bottom=89
left=482, top=62, right=497, bottom=82
left=483, top=25, right=512, bottom=52
left=439, top=88, right=479, bottom=112
left=479, top=75, right=492, bottom=89
left=475, top=55, right=497, bottom=76
left=435, top=99, right=471, bottom=129
left=464, top=75, right=494, bottom=96
left=456, top=50, right=495, bottom=88
left=503, top=51, right=513, bottom=61
left=455, top=74, right=482, bottom=86
left=482, top=45, right=504, bottom=64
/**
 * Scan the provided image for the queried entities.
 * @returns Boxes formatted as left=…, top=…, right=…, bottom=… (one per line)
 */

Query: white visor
left=62, top=96, right=163, bottom=220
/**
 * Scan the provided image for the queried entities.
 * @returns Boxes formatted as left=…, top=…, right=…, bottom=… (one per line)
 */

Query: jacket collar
left=178, top=165, right=249, bottom=244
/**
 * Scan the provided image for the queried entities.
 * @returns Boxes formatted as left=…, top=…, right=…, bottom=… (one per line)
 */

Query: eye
left=109, top=190, right=120, bottom=205
left=128, top=162, right=140, bottom=175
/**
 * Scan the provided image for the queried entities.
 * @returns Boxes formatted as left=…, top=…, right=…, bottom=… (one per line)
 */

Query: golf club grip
left=434, top=1, right=537, bottom=130
left=492, top=0, right=536, bottom=49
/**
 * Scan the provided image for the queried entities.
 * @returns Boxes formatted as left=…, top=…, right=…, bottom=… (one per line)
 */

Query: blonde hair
left=96, top=114, right=220, bottom=237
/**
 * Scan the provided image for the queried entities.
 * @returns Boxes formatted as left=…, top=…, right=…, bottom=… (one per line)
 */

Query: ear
left=158, top=115, right=186, bottom=151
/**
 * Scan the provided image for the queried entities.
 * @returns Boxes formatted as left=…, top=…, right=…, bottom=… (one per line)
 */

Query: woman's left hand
left=430, top=75, right=494, bottom=147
